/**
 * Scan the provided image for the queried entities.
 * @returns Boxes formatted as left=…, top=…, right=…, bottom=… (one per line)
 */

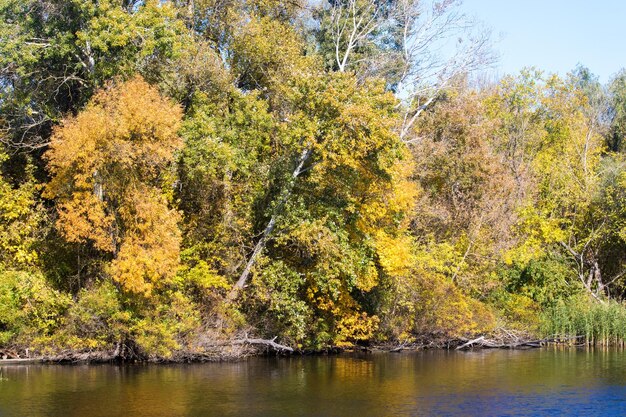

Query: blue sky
left=460, top=0, right=626, bottom=83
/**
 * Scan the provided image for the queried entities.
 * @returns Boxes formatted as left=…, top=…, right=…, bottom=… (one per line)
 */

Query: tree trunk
left=229, top=148, right=312, bottom=298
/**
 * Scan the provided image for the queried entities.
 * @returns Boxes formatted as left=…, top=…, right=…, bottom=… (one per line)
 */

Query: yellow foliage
left=108, top=188, right=181, bottom=295
left=503, top=203, right=567, bottom=265
left=0, top=153, right=43, bottom=267
left=374, top=231, right=415, bottom=278
left=355, top=261, right=378, bottom=292
left=334, top=312, right=379, bottom=348
left=413, top=239, right=462, bottom=277
left=45, top=76, right=183, bottom=295
left=178, top=260, right=230, bottom=293
left=500, top=293, right=541, bottom=331
left=414, top=274, right=496, bottom=338
left=230, top=14, right=318, bottom=103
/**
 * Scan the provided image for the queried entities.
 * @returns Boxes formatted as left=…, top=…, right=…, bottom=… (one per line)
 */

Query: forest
left=2, top=0, right=626, bottom=360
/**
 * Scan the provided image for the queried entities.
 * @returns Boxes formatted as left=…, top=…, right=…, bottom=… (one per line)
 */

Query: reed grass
left=542, top=297, right=626, bottom=346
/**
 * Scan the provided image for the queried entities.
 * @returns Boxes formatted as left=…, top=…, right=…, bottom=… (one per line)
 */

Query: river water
left=1, top=349, right=626, bottom=416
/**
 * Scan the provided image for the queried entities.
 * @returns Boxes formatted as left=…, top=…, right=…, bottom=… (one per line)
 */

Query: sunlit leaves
left=0, top=152, right=43, bottom=266
left=45, top=76, right=183, bottom=295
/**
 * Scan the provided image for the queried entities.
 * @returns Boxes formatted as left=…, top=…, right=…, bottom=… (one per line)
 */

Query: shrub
left=0, top=270, right=70, bottom=347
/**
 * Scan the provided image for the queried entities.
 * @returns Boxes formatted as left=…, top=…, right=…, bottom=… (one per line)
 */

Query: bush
left=0, top=270, right=70, bottom=348
left=59, top=281, right=131, bottom=350
left=501, top=256, right=577, bottom=308
left=379, top=271, right=496, bottom=342
left=130, top=291, right=201, bottom=358
left=245, top=260, right=310, bottom=346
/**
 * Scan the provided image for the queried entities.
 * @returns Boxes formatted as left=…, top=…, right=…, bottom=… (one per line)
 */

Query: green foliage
left=0, top=0, right=188, bottom=149
left=178, top=90, right=275, bottom=277
left=37, top=283, right=201, bottom=358
left=59, top=281, right=131, bottom=350
left=501, top=256, right=577, bottom=308
left=0, top=270, right=71, bottom=346
left=608, top=70, right=626, bottom=152
left=246, top=260, right=310, bottom=346
left=130, top=291, right=201, bottom=358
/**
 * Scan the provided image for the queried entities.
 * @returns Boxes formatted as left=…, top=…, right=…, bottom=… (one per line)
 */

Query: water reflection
left=1, top=349, right=626, bottom=416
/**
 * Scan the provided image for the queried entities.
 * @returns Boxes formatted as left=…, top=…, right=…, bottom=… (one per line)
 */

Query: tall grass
left=542, top=297, right=626, bottom=346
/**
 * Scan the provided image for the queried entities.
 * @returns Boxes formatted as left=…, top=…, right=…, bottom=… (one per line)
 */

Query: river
left=1, top=349, right=626, bottom=416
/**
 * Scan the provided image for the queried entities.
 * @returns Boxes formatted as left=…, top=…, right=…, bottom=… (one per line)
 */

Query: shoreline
left=0, top=337, right=587, bottom=365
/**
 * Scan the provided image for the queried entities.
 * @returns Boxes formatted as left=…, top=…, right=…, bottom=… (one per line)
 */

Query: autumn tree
left=488, top=71, right=623, bottom=303
left=45, top=76, right=183, bottom=295
left=412, top=84, right=516, bottom=295
left=0, top=150, right=43, bottom=268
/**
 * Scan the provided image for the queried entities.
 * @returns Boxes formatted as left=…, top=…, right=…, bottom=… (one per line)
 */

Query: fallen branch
left=455, top=336, right=485, bottom=350
left=48, top=350, right=121, bottom=363
left=390, top=344, right=407, bottom=353
left=231, top=336, right=294, bottom=352
left=0, top=349, right=19, bottom=360
left=456, top=335, right=584, bottom=350
left=0, top=358, right=43, bottom=364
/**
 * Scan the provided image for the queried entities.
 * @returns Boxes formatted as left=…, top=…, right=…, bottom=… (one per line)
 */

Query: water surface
left=1, top=349, right=626, bottom=416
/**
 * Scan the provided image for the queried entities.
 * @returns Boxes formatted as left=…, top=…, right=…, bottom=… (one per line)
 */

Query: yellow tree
left=45, top=76, right=183, bottom=295
left=491, top=71, right=611, bottom=303
left=0, top=151, right=43, bottom=268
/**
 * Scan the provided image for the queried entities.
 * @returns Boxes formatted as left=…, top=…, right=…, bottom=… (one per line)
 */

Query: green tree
left=0, top=0, right=187, bottom=149
left=607, top=70, right=626, bottom=152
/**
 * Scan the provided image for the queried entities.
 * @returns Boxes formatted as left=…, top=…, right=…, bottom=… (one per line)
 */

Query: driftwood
left=390, top=344, right=407, bottom=353
left=455, top=336, right=485, bottom=350
left=0, top=349, right=20, bottom=360
left=231, top=336, right=294, bottom=352
left=12, top=335, right=294, bottom=364
left=0, top=358, right=44, bottom=364
left=455, top=335, right=584, bottom=350
left=48, top=351, right=120, bottom=363
left=197, top=334, right=294, bottom=354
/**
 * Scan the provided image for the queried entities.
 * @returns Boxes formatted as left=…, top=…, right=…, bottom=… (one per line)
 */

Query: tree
left=494, top=72, right=613, bottom=301
left=45, top=76, right=183, bottom=295
left=0, top=0, right=187, bottom=150
left=313, top=0, right=493, bottom=140
left=240, top=74, right=417, bottom=346
left=178, top=88, right=277, bottom=281
left=412, top=84, right=516, bottom=295
left=607, top=70, right=626, bottom=152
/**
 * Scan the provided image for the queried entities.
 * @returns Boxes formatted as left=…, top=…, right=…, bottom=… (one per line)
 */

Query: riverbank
left=0, top=332, right=587, bottom=364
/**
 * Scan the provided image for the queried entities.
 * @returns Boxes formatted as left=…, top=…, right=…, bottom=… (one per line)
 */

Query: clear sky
left=460, top=0, right=626, bottom=83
